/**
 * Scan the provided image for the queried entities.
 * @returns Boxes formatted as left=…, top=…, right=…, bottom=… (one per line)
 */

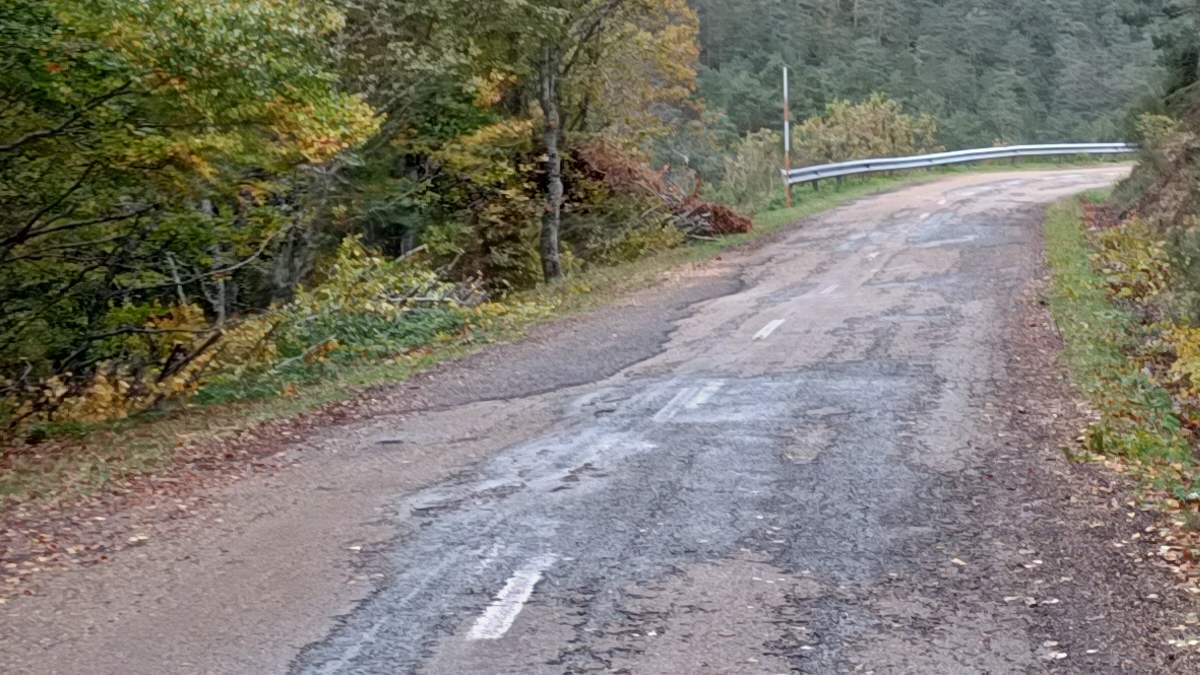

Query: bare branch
left=0, top=82, right=133, bottom=154
left=1, top=205, right=153, bottom=253
left=562, top=0, right=624, bottom=78
left=108, top=225, right=289, bottom=296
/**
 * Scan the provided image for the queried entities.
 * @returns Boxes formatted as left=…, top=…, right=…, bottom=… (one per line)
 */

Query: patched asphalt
left=7, top=168, right=1198, bottom=674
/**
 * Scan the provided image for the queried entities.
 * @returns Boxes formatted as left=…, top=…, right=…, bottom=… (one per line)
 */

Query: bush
left=1094, top=219, right=1174, bottom=303
left=792, top=94, right=941, bottom=165
left=1168, top=325, right=1200, bottom=398
left=707, top=129, right=783, bottom=213
left=2, top=238, right=484, bottom=431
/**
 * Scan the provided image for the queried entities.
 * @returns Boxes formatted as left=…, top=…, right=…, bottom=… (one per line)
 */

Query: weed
left=1044, top=197, right=1193, bottom=475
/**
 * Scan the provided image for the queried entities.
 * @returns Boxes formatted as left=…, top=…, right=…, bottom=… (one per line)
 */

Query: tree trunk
left=539, top=47, right=564, bottom=283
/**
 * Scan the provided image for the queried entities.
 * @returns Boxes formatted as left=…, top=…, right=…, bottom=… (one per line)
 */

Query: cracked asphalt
left=7, top=167, right=1199, bottom=674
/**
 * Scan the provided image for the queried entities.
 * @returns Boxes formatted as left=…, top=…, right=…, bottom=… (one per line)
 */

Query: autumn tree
left=522, top=0, right=699, bottom=281
left=0, top=0, right=376, bottom=395
left=792, top=95, right=941, bottom=165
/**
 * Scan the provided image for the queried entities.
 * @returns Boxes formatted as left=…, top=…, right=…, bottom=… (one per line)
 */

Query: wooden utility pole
left=782, top=66, right=793, bottom=208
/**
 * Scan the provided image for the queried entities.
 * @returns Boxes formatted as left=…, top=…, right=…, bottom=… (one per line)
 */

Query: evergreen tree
left=690, top=0, right=1168, bottom=146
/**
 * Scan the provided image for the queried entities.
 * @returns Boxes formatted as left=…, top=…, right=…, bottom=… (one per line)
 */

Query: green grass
left=0, top=158, right=1130, bottom=505
left=1042, top=195, right=1193, bottom=480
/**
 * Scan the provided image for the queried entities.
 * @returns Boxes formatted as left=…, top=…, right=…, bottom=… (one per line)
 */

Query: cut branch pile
left=575, top=141, right=752, bottom=236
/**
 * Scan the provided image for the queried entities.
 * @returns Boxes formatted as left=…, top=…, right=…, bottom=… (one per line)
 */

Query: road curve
left=291, top=167, right=1158, bottom=673
left=7, top=167, right=1198, bottom=674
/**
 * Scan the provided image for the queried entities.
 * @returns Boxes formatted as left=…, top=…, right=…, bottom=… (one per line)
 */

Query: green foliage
left=1168, top=325, right=1200, bottom=398
left=706, top=129, right=783, bottom=213
left=793, top=95, right=941, bottom=165
left=426, top=119, right=544, bottom=290
left=2, top=236, right=479, bottom=422
left=1163, top=225, right=1200, bottom=323
left=691, top=0, right=1166, bottom=148
left=195, top=235, right=480, bottom=404
left=1, top=0, right=377, bottom=416
left=563, top=188, right=686, bottom=266
left=0, top=0, right=725, bottom=438
left=1094, top=219, right=1174, bottom=301
left=1044, top=198, right=1189, bottom=462
left=1136, top=113, right=1183, bottom=146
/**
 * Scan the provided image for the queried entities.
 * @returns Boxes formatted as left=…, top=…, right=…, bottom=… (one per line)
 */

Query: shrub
left=2, top=238, right=484, bottom=431
left=793, top=94, right=941, bottom=165
left=1169, top=325, right=1200, bottom=398
left=707, top=129, right=783, bottom=213
left=1093, top=219, right=1174, bottom=303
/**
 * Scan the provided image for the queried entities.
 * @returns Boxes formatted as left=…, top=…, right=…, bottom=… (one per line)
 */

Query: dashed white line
left=467, top=554, right=558, bottom=641
left=754, top=319, right=786, bottom=341
left=919, top=212, right=931, bottom=221
left=938, top=198, right=948, bottom=206
left=819, top=284, right=838, bottom=296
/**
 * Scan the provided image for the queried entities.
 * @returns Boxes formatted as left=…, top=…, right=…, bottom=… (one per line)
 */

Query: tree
left=792, top=95, right=941, bottom=164
left=688, top=0, right=1167, bottom=148
left=0, top=0, right=376, bottom=392
left=513, top=0, right=699, bottom=282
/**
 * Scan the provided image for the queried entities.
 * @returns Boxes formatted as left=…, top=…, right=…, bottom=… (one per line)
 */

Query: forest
left=693, top=0, right=1170, bottom=147
left=0, top=0, right=1191, bottom=435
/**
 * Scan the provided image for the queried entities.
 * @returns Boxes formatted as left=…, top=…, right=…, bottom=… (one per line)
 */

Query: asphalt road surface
left=8, top=167, right=1199, bottom=674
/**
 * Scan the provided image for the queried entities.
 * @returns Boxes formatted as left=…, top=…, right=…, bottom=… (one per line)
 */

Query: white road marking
left=938, top=198, right=948, bottom=205
left=920, top=212, right=931, bottom=221
left=866, top=251, right=881, bottom=260
left=467, top=554, right=558, bottom=641
left=819, top=284, right=838, bottom=296
left=753, top=319, right=786, bottom=341
left=653, top=387, right=697, bottom=422
left=686, top=381, right=724, bottom=409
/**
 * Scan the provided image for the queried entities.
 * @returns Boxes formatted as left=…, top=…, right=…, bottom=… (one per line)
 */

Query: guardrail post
left=782, top=66, right=793, bottom=208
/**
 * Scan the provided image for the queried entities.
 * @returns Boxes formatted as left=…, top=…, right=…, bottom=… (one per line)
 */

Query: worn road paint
left=819, top=285, right=839, bottom=296
left=318, top=551, right=466, bottom=673
left=473, top=542, right=504, bottom=574
left=466, top=554, right=558, bottom=641
left=653, top=387, right=698, bottom=423
left=686, top=381, right=725, bottom=410
left=753, top=320, right=786, bottom=341
left=916, top=236, right=977, bottom=249
left=919, top=213, right=931, bottom=221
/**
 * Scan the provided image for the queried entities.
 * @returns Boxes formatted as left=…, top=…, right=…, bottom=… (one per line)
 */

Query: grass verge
left=0, top=160, right=1129, bottom=505
left=1042, top=195, right=1195, bottom=493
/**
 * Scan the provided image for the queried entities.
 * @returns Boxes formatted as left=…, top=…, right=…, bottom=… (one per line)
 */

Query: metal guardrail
left=782, top=143, right=1137, bottom=186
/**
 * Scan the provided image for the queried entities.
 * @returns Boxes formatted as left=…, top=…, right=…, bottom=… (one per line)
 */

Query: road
left=6, top=167, right=1198, bottom=674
